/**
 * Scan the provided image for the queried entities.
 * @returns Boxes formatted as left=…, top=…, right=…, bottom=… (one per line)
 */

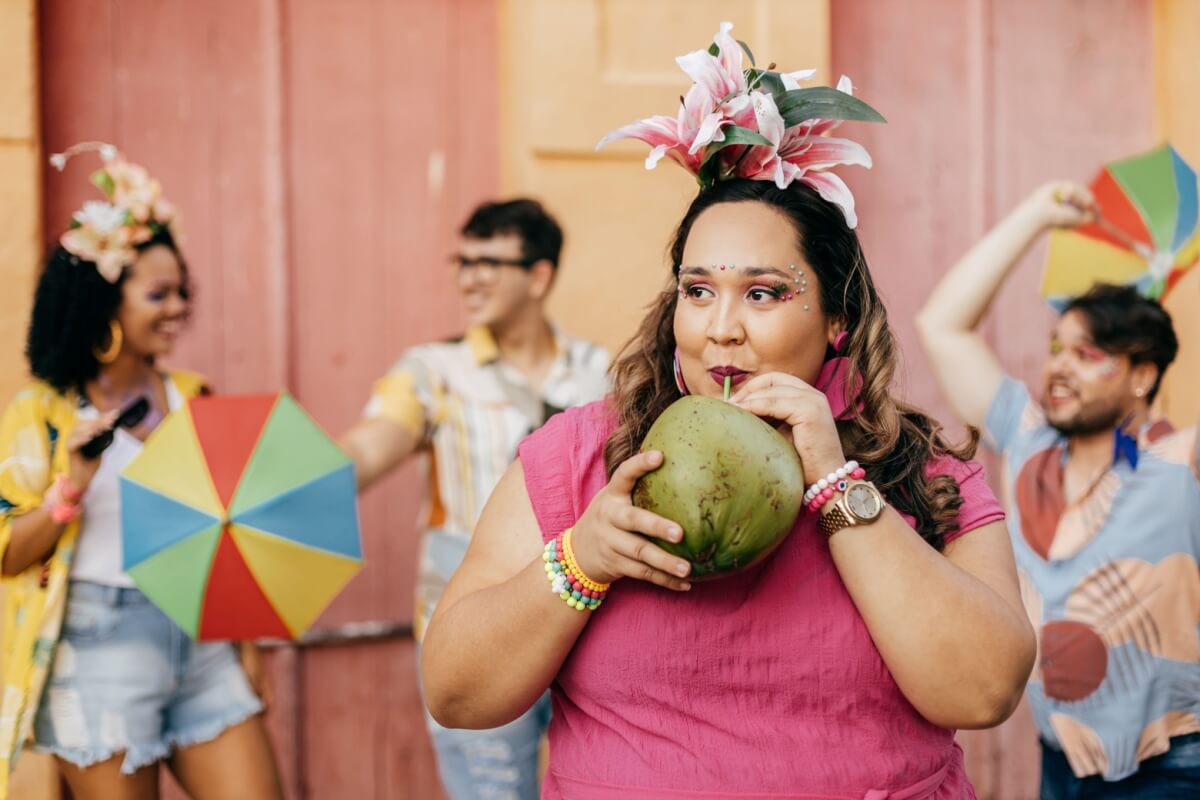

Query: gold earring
left=95, top=320, right=123, bottom=364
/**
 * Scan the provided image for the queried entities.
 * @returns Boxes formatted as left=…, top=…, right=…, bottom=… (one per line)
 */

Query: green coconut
left=632, top=395, right=805, bottom=580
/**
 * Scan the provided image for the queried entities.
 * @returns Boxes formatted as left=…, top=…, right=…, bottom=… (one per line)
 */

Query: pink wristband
left=58, top=476, right=83, bottom=504
left=46, top=476, right=81, bottom=524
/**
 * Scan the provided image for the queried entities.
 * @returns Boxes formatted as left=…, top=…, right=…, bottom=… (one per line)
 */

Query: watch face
left=846, top=484, right=882, bottom=519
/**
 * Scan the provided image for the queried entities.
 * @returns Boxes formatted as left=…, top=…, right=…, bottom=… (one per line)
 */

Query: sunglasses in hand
left=80, top=395, right=151, bottom=460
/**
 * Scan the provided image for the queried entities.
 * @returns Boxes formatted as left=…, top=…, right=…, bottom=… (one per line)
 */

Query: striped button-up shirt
left=365, top=325, right=609, bottom=639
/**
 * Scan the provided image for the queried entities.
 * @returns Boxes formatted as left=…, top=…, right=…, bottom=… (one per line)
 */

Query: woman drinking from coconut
left=421, top=24, right=1035, bottom=799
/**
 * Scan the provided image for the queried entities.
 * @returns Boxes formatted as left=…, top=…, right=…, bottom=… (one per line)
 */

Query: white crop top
left=70, top=378, right=184, bottom=587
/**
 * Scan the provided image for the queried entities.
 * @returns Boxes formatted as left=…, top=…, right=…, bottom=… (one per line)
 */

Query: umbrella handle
left=1092, top=212, right=1154, bottom=260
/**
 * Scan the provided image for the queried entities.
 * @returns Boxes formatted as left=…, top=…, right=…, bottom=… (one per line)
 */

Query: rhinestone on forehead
left=786, top=263, right=807, bottom=288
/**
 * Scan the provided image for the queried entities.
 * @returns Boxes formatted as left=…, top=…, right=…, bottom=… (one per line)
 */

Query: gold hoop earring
left=95, top=320, right=123, bottom=364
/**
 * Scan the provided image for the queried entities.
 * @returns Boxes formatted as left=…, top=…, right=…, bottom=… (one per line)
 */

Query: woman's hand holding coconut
left=569, top=450, right=694, bottom=591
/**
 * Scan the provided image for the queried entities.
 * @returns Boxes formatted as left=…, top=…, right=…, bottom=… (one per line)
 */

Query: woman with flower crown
left=422, top=24, right=1036, bottom=799
left=0, top=144, right=282, bottom=799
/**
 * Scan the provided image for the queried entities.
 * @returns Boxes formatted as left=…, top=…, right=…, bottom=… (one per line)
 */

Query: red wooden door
left=39, top=1, right=499, bottom=796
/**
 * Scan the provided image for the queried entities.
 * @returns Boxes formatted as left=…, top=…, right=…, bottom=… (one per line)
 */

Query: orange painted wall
left=1154, top=0, right=1200, bottom=426
left=0, top=1, right=62, bottom=795
left=0, top=0, right=40, bottom=402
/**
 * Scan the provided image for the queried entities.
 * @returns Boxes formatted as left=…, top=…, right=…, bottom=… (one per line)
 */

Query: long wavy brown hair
left=604, top=179, right=977, bottom=550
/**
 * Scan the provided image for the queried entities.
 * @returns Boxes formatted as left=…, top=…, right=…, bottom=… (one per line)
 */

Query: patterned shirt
left=985, top=376, right=1200, bottom=781
left=365, top=325, right=609, bottom=640
left=0, top=371, right=208, bottom=798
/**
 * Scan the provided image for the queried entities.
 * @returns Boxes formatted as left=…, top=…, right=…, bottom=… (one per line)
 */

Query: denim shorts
left=32, top=581, right=263, bottom=774
left=1041, top=734, right=1200, bottom=799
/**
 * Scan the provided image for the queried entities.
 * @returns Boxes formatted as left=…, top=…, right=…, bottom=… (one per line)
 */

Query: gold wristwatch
left=818, top=479, right=885, bottom=538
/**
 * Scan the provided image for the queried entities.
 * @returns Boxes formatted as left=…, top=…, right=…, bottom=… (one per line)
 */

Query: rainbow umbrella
left=1041, top=143, right=1200, bottom=306
left=119, top=392, right=362, bottom=640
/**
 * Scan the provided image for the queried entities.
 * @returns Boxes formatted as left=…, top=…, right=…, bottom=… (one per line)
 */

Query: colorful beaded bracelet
left=561, top=528, right=610, bottom=594
left=543, top=528, right=609, bottom=611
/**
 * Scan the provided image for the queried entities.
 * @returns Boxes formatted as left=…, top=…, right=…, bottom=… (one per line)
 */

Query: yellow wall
left=0, top=0, right=38, bottom=404
left=1154, top=0, right=1200, bottom=426
left=499, top=0, right=831, bottom=356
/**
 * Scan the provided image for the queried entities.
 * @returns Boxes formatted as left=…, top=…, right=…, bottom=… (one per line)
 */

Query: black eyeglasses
left=450, top=254, right=539, bottom=284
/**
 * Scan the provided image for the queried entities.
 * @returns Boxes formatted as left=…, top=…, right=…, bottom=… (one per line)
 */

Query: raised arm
left=915, top=182, right=1094, bottom=427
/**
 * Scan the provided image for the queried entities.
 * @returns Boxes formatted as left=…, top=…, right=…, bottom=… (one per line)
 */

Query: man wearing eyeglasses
left=339, top=198, right=609, bottom=800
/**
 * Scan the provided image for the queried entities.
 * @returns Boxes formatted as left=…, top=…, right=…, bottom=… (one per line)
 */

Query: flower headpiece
left=49, top=142, right=179, bottom=283
left=596, top=22, right=885, bottom=229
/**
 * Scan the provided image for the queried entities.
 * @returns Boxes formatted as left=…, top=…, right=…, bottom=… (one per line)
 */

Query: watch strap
left=818, top=503, right=855, bottom=538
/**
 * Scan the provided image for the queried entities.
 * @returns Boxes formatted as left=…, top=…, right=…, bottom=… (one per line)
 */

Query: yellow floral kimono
left=0, top=371, right=206, bottom=796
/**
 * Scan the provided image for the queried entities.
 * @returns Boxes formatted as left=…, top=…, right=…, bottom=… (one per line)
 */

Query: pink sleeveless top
left=517, top=402, right=1005, bottom=800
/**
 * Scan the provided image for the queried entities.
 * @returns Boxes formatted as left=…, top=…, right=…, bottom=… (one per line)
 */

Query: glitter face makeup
left=1049, top=337, right=1121, bottom=380
left=677, top=264, right=812, bottom=308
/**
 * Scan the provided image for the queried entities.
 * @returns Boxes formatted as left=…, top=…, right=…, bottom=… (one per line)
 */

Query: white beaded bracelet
left=803, top=460, right=859, bottom=504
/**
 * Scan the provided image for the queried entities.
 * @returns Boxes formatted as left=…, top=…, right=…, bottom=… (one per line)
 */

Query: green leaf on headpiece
left=696, top=124, right=774, bottom=186
left=708, top=42, right=720, bottom=57
left=737, top=39, right=756, bottom=66
left=697, top=152, right=723, bottom=189
left=778, top=87, right=887, bottom=127
left=747, top=69, right=787, bottom=99
left=123, top=210, right=136, bottom=226
left=90, top=169, right=115, bottom=196
left=715, top=125, right=774, bottom=148
left=697, top=125, right=774, bottom=170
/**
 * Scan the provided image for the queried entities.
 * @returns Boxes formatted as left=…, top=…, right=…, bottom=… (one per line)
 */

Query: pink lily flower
left=595, top=25, right=879, bottom=229
left=798, top=171, right=861, bottom=229
left=779, top=69, right=818, bottom=91
left=597, top=82, right=720, bottom=172
left=675, top=22, right=746, bottom=106
left=725, top=91, right=787, bottom=185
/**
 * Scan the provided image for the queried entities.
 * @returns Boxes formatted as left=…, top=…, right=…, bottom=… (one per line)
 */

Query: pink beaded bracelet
left=805, top=462, right=866, bottom=513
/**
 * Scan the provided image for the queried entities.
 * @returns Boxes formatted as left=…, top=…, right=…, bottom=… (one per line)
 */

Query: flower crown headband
left=48, top=142, right=179, bottom=283
left=597, top=22, right=885, bottom=229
